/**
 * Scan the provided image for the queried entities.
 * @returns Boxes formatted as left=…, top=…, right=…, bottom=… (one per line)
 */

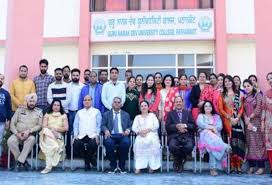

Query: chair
left=7, top=133, right=39, bottom=170
left=70, top=133, right=101, bottom=171
left=163, top=132, right=197, bottom=173
left=100, top=133, right=133, bottom=172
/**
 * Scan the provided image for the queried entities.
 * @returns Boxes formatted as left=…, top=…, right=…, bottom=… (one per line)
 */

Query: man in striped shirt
left=47, top=68, right=71, bottom=113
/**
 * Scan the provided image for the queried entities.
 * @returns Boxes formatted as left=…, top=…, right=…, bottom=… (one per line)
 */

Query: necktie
left=113, top=112, right=119, bottom=134
left=177, top=110, right=182, bottom=122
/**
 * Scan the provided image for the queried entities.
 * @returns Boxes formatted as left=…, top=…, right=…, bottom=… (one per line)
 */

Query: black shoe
left=84, top=163, right=91, bottom=171
left=14, top=161, right=23, bottom=172
left=90, top=158, right=97, bottom=168
left=120, top=167, right=127, bottom=174
left=23, top=161, right=31, bottom=171
left=108, top=168, right=116, bottom=174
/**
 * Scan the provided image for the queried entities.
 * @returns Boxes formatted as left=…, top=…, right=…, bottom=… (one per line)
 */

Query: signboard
left=91, top=10, right=214, bottom=42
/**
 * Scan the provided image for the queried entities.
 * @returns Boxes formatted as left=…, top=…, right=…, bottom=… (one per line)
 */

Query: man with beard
left=47, top=68, right=71, bottom=113
left=83, top=69, right=91, bottom=85
left=67, top=68, right=84, bottom=156
left=62, top=65, right=71, bottom=83
left=0, top=74, right=12, bottom=159
left=98, top=69, right=108, bottom=85
left=7, top=93, right=42, bottom=171
left=33, top=59, right=54, bottom=112
left=10, top=65, right=36, bottom=113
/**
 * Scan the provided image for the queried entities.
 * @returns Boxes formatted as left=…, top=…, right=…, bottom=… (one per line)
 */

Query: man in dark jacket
left=166, top=96, right=195, bottom=173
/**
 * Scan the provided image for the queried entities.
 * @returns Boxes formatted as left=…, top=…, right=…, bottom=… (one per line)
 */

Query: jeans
left=0, top=122, right=5, bottom=157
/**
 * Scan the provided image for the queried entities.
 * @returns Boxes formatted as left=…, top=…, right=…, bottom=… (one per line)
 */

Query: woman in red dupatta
left=189, top=72, right=214, bottom=121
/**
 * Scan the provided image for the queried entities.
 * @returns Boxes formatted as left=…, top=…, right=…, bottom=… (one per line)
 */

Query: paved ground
left=0, top=170, right=272, bottom=185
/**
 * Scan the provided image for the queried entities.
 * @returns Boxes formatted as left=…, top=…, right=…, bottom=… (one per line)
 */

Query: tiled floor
left=0, top=170, right=272, bottom=185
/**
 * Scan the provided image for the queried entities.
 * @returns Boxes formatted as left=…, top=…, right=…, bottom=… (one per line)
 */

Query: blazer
left=101, top=109, right=131, bottom=133
left=166, top=109, right=195, bottom=142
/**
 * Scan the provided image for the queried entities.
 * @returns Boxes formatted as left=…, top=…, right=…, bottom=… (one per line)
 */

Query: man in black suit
left=101, top=97, right=131, bottom=173
left=166, top=96, right=195, bottom=173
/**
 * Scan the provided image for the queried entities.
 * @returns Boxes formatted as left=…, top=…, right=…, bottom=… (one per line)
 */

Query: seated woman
left=197, top=101, right=230, bottom=176
left=39, top=100, right=68, bottom=174
left=132, top=100, right=161, bottom=174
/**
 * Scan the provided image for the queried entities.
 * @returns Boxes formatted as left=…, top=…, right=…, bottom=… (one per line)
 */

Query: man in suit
left=166, top=96, right=195, bottom=173
left=101, top=96, right=131, bottom=173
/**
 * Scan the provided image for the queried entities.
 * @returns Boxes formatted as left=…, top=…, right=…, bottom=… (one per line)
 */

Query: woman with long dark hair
left=39, top=99, right=68, bottom=174
left=139, top=74, right=161, bottom=117
left=218, top=75, right=245, bottom=174
left=179, top=74, right=192, bottom=110
left=243, top=79, right=266, bottom=175
left=197, top=101, right=230, bottom=176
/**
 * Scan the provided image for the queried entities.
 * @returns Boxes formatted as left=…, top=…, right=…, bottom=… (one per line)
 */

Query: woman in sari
left=233, top=75, right=245, bottom=95
left=248, top=74, right=263, bottom=95
left=135, top=74, right=143, bottom=93
left=179, top=74, right=192, bottom=110
left=188, top=75, right=197, bottom=88
left=132, top=100, right=161, bottom=174
left=190, top=72, right=214, bottom=121
left=159, top=75, right=179, bottom=133
left=262, top=72, right=272, bottom=177
left=209, top=73, right=222, bottom=113
left=243, top=79, right=266, bottom=175
left=197, top=101, right=230, bottom=176
left=39, top=100, right=68, bottom=174
left=218, top=75, right=245, bottom=174
left=139, top=74, right=161, bottom=117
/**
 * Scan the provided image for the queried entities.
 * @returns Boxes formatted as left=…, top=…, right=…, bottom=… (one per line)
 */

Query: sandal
left=247, top=167, right=254, bottom=175
left=255, top=168, right=264, bottom=175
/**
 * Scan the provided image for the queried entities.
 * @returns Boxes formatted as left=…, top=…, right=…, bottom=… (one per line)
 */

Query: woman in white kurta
left=132, top=100, right=161, bottom=174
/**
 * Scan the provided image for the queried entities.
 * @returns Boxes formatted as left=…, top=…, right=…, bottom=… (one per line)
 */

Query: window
left=128, top=0, right=140, bottom=10
left=90, top=0, right=105, bottom=12
left=199, top=0, right=213, bottom=9
left=91, top=53, right=214, bottom=81
left=163, top=0, right=177, bottom=9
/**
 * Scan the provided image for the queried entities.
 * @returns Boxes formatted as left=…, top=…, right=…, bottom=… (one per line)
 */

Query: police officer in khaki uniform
left=7, top=93, right=42, bottom=170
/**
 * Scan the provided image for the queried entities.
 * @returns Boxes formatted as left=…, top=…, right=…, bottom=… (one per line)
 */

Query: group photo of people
left=0, top=59, right=272, bottom=177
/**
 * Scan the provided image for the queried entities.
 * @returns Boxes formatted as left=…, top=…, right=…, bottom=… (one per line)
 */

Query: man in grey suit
left=101, top=96, right=131, bottom=173
left=166, top=96, right=195, bottom=173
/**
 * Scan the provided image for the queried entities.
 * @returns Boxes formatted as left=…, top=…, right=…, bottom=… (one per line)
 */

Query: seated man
left=101, top=97, right=131, bottom=173
left=166, top=96, right=195, bottom=173
left=73, top=95, right=101, bottom=171
left=7, top=93, right=42, bottom=171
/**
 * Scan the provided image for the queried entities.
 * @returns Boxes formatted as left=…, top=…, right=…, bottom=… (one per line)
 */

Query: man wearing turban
left=7, top=93, right=43, bottom=171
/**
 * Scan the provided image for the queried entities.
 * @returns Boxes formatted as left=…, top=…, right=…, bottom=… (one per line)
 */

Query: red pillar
left=255, top=0, right=272, bottom=90
left=79, top=0, right=91, bottom=79
left=106, top=0, right=127, bottom=11
left=5, top=0, right=44, bottom=85
left=214, top=0, right=227, bottom=74
left=177, top=0, right=198, bottom=9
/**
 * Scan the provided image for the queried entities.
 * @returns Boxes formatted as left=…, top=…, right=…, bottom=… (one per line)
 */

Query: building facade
left=0, top=0, right=271, bottom=89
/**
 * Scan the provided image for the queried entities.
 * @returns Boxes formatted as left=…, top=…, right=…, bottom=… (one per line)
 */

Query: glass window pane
left=92, top=55, right=108, bottom=67
left=131, top=68, right=176, bottom=80
left=128, top=55, right=175, bottom=67
left=178, top=54, right=194, bottom=66
left=197, top=68, right=213, bottom=77
left=92, top=68, right=108, bottom=79
left=197, top=54, right=213, bottom=66
left=178, top=68, right=195, bottom=78
left=110, top=55, right=126, bottom=67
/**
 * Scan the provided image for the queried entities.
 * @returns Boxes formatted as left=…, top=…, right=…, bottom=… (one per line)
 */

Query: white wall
left=42, top=44, right=79, bottom=75
left=0, top=0, right=8, bottom=40
left=43, top=0, right=80, bottom=37
left=91, top=41, right=214, bottom=55
left=226, top=0, right=255, bottom=34
left=227, top=41, right=256, bottom=81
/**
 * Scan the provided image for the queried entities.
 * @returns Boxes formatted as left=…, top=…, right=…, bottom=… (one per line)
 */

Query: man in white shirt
left=73, top=95, right=101, bottom=171
left=101, top=68, right=126, bottom=110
